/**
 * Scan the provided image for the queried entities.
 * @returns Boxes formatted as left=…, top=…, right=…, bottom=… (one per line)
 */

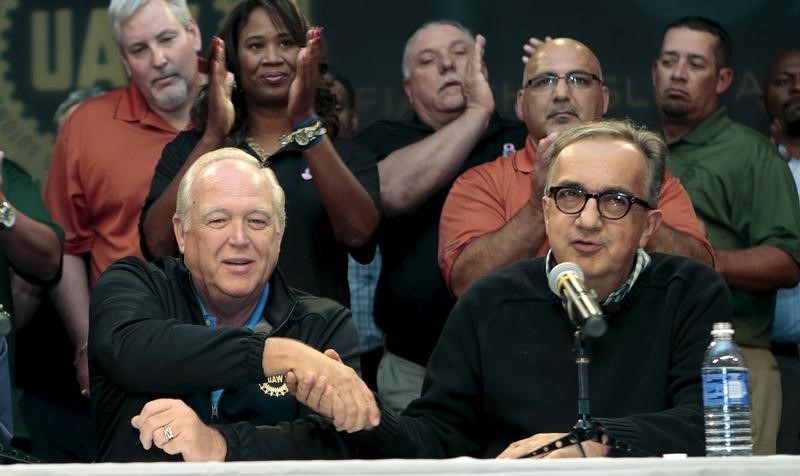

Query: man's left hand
left=497, top=432, right=609, bottom=459
left=131, top=399, right=227, bottom=462
left=529, top=132, right=559, bottom=209
left=462, top=34, right=494, bottom=117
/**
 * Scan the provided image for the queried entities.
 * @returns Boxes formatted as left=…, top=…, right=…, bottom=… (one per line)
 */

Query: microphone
left=547, top=262, right=607, bottom=337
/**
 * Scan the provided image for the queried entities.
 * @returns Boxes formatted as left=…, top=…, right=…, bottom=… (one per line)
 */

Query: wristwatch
left=0, top=201, right=16, bottom=230
left=279, top=120, right=327, bottom=148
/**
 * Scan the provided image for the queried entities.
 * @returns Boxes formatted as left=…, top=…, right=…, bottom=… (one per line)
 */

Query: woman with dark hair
left=140, top=0, right=380, bottom=306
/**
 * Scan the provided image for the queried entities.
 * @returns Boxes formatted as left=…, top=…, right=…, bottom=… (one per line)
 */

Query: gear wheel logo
left=0, top=0, right=58, bottom=186
left=0, top=1, right=237, bottom=186
left=259, top=374, right=289, bottom=397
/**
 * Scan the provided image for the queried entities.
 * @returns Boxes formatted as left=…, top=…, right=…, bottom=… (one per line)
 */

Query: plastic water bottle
left=702, top=322, right=753, bottom=456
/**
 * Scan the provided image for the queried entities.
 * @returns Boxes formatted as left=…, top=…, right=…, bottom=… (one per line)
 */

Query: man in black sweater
left=134, top=121, right=729, bottom=460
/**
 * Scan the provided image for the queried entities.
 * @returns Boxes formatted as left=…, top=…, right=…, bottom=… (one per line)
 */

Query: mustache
left=437, top=74, right=464, bottom=92
left=783, top=96, right=800, bottom=110
left=151, top=66, right=180, bottom=85
left=547, top=104, right=578, bottom=118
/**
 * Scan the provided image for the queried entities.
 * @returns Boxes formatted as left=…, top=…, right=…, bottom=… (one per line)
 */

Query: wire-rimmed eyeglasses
left=525, top=71, right=603, bottom=91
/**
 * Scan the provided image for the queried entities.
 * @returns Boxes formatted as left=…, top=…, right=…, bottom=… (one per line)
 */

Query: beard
left=152, top=79, right=189, bottom=112
left=785, top=118, right=800, bottom=137
left=784, top=101, right=800, bottom=137
left=660, top=100, right=690, bottom=119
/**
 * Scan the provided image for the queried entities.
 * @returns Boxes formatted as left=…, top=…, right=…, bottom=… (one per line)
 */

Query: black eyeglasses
left=525, top=72, right=603, bottom=91
left=548, top=186, right=652, bottom=220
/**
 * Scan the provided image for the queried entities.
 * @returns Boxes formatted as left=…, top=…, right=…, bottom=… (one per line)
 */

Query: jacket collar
left=174, top=259, right=297, bottom=331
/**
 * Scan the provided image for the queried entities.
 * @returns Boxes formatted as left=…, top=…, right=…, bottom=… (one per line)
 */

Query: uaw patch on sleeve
left=259, top=374, right=289, bottom=397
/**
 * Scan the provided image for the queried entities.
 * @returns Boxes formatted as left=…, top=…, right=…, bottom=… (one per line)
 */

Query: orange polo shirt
left=438, top=135, right=714, bottom=293
left=44, top=83, right=185, bottom=285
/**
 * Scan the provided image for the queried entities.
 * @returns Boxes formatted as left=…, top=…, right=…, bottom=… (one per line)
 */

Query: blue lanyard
left=198, top=284, right=271, bottom=419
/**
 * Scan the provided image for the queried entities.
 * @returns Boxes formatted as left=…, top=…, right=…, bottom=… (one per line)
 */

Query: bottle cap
left=662, top=453, right=687, bottom=459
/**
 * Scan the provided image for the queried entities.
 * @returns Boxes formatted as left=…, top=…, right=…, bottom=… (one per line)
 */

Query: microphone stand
left=527, top=305, right=643, bottom=457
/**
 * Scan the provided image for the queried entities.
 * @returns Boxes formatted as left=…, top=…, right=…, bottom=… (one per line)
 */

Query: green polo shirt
left=0, top=159, right=64, bottom=315
left=666, top=107, right=800, bottom=348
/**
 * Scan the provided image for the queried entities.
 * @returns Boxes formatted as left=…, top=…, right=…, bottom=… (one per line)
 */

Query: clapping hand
left=204, top=36, right=236, bottom=142
left=522, top=36, right=553, bottom=64
left=287, top=27, right=323, bottom=125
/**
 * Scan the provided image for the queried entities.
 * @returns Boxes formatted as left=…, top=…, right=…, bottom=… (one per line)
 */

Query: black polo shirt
left=359, top=112, right=527, bottom=365
left=141, top=130, right=380, bottom=307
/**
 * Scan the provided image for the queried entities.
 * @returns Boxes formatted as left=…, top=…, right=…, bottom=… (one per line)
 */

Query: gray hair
left=175, top=147, right=287, bottom=233
left=544, top=120, right=666, bottom=206
left=401, top=20, right=474, bottom=79
left=53, top=86, right=105, bottom=129
left=108, top=0, right=193, bottom=47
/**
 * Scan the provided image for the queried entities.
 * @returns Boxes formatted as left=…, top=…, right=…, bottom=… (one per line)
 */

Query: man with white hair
left=89, top=148, right=378, bottom=462
left=43, top=0, right=204, bottom=399
left=131, top=121, right=726, bottom=461
left=359, top=21, right=526, bottom=410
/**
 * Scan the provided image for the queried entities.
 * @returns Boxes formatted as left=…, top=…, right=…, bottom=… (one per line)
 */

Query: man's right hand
left=204, top=36, right=235, bottom=143
left=265, top=338, right=379, bottom=433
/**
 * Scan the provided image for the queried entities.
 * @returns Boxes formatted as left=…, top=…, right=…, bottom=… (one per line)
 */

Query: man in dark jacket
left=89, top=148, right=378, bottom=462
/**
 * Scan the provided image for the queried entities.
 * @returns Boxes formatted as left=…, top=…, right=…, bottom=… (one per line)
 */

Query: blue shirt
left=773, top=156, right=800, bottom=343
left=348, top=251, right=384, bottom=352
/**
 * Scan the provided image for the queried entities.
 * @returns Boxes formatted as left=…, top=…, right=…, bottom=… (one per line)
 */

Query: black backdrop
left=0, top=0, right=797, bottom=184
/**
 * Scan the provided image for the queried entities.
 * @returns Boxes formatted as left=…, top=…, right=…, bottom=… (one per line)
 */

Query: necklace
left=245, top=137, right=272, bottom=167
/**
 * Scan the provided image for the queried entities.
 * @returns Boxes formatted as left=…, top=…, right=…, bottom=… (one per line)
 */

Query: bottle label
left=702, top=369, right=750, bottom=406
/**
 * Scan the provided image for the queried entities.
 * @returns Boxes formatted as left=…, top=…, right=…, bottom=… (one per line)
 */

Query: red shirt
left=45, top=83, right=185, bottom=285
left=439, top=135, right=714, bottom=293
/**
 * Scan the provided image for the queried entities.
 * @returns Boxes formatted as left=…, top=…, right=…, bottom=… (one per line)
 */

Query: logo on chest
left=259, top=374, right=289, bottom=397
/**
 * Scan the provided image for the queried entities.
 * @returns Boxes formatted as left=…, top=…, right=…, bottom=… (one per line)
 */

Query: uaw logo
left=0, top=0, right=237, bottom=187
left=259, top=374, right=289, bottom=398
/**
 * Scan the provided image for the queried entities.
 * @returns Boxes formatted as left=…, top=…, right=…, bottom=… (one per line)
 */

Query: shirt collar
left=675, top=106, right=729, bottom=146
left=511, top=135, right=538, bottom=173
left=197, top=283, right=271, bottom=330
left=545, top=248, right=651, bottom=306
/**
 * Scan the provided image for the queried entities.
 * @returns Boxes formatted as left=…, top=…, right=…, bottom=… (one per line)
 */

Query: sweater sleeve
left=217, top=288, right=491, bottom=460
left=89, top=257, right=267, bottom=394
left=353, top=287, right=492, bottom=458
left=594, top=262, right=731, bottom=456
left=218, top=416, right=357, bottom=461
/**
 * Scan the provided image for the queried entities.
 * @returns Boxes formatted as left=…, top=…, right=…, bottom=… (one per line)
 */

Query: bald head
left=523, top=38, right=603, bottom=85
left=763, top=49, right=800, bottom=137
left=515, top=38, right=608, bottom=141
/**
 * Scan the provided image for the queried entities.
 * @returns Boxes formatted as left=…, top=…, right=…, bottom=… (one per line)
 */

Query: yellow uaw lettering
left=624, top=76, right=650, bottom=108
left=31, top=9, right=72, bottom=91
left=604, top=74, right=619, bottom=109
left=735, top=70, right=761, bottom=101
left=77, top=8, right=126, bottom=87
